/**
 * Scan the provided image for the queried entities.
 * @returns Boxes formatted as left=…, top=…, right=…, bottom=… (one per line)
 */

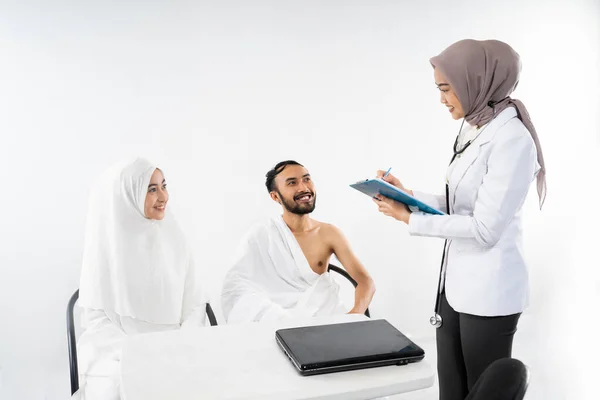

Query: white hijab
left=79, top=158, right=192, bottom=325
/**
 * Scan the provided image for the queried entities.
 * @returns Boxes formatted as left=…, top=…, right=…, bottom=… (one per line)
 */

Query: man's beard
left=277, top=190, right=316, bottom=215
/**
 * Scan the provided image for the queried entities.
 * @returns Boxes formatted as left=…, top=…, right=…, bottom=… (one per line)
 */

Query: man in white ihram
left=221, top=160, right=376, bottom=323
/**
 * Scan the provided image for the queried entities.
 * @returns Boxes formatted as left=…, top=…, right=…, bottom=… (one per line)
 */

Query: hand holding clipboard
left=350, top=169, right=446, bottom=218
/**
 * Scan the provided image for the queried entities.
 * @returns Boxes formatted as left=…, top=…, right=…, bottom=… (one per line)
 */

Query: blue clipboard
left=350, top=178, right=446, bottom=215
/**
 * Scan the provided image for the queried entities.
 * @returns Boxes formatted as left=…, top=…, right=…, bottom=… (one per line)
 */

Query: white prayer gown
left=74, top=158, right=208, bottom=400
left=221, top=215, right=348, bottom=324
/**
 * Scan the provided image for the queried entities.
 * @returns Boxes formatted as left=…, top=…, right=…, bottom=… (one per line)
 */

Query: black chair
left=465, top=358, right=530, bottom=400
left=66, top=290, right=218, bottom=396
left=205, top=303, right=218, bottom=327
left=328, top=264, right=370, bottom=318
left=66, top=289, right=80, bottom=396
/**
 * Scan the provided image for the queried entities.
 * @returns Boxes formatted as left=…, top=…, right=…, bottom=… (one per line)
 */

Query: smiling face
left=269, top=164, right=316, bottom=215
left=434, top=67, right=465, bottom=120
left=143, top=168, right=169, bottom=220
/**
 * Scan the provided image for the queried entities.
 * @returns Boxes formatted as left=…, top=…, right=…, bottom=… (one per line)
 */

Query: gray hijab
left=430, top=39, right=547, bottom=209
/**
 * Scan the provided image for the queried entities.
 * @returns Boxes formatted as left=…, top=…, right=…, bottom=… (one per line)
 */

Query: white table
left=120, top=314, right=434, bottom=400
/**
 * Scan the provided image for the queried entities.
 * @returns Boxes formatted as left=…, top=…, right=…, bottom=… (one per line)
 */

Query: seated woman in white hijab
left=74, top=158, right=209, bottom=400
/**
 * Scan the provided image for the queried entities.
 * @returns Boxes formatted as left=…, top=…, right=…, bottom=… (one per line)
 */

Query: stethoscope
left=430, top=100, right=502, bottom=328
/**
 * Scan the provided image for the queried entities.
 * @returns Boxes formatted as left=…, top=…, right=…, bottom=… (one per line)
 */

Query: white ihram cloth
left=221, top=215, right=347, bottom=324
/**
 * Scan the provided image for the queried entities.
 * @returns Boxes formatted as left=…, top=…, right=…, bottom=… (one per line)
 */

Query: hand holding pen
left=376, top=168, right=413, bottom=196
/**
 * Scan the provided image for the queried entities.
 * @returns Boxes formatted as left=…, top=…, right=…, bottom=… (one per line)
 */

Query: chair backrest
left=465, top=358, right=529, bottom=400
left=206, top=303, right=218, bottom=326
left=327, top=264, right=370, bottom=318
left=66, top=289, right=80, bottom=395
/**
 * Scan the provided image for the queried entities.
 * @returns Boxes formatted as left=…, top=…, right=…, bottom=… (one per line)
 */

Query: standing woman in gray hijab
left=373, top=39, right=546, bottom=400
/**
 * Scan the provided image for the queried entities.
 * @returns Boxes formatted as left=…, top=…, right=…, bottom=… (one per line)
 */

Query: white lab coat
left=409, top=107, right=540, bottom=316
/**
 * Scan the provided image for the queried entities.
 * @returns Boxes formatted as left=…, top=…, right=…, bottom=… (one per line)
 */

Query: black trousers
left=437, top=291, right=521, bottom=400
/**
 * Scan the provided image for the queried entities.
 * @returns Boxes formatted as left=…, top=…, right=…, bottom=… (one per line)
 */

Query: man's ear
left=269, top=191, right=281, bottom=204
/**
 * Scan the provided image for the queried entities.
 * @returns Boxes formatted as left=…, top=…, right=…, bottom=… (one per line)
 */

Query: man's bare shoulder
left=316, top=221, right=346, bottom=242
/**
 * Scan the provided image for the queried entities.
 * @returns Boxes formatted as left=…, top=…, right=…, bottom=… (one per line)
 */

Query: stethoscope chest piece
left=430, top=313, right=443, bottom=328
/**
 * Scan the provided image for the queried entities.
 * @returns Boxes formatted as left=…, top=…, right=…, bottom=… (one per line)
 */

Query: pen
left=383, top=167, right=392, bottom=178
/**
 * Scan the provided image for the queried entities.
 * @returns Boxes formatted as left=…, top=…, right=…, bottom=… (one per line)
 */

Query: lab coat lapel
left=449, top=108, right=518, bottom=211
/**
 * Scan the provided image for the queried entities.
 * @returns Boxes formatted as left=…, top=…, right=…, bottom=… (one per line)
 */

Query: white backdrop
left=0, top=1, right=598, bottom=399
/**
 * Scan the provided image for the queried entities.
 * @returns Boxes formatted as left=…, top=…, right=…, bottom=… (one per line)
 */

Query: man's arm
left=327, top=225, right=376, bottom=314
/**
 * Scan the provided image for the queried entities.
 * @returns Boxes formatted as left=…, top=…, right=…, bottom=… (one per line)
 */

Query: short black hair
left=265, top=160, right=303, bottom=192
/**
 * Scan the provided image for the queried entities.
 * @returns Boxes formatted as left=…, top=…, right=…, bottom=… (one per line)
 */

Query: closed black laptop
left=275, top=319, right=425, bottom=376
